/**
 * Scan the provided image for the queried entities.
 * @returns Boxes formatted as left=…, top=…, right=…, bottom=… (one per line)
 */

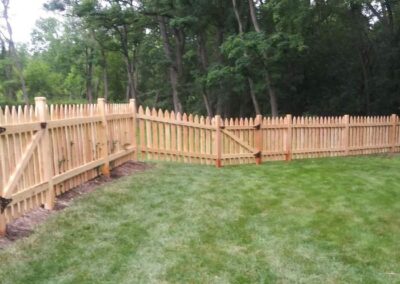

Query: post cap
left=34, top=97, right=46, bottom=102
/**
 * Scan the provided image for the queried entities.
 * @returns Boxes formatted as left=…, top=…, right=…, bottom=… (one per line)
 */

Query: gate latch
left=0, top=197, right=12, bottom=213
left=0, top=127, right=5, bottom=134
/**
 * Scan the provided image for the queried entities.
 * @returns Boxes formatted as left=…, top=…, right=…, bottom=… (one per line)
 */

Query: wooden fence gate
left=215, top=115, right=263, bottom=166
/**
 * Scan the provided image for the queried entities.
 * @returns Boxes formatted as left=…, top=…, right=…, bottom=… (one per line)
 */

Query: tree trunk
left=172, top=27, right=185, bottom=77
left=158, top=15, right=182, bottom=113
left=359, top=50, right=370, bottom=114
left=265, top=71, right=278, bottom=117
left=101, top=49, right=109, bottom=101
left=248, top=0, right=279, bottom=116
left=248, top=0, right=261, bottom=32
left=232, top=0, right=244, bottom=34
left=84, top=47, right=94, bottom=103
left=0, top=36, right=14, bottom=100
left=216, top=26, right=225, bottom=115
left=125, top=58, right=136, bottom=101
left=247, top=78, right=261, bottom=115
left=232, top=0, right=262, bottom=115
left=2, top=0, right=28, bottom=104
left=197, top=33, right=213, bottom=117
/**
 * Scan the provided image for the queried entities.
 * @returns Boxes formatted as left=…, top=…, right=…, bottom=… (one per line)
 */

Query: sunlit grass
left=0, top=156, right=399, bottom=283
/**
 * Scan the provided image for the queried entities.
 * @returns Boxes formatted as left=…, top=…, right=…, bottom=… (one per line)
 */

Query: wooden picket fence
left=0, top=97, right=399, bottom=234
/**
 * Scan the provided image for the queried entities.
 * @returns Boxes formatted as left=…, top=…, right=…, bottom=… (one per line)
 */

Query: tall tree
left=0, top=0, right=29, bottom=104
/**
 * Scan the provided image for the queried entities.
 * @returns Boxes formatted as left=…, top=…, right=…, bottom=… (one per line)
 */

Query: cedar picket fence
left=0, top=97, right=399, bottom=234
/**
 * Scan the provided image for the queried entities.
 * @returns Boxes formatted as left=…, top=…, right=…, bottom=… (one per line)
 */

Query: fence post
left=390, top=114, right=398, bottom=154
left=343, top=114, right=350, bottom=156
left=254, top=114, right=263, bottom=165
left=129, top=99, right=138, bottom=161
left=97, top=98, right=110, bottom=177
left=35, top=97, right=55, bottom=210
left=285, top=114, right=292, bottom=161
left=215, top=115, right=222, bottom=168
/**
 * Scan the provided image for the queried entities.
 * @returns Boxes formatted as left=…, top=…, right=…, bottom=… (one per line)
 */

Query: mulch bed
left=0, top=161, right=152, bottom=249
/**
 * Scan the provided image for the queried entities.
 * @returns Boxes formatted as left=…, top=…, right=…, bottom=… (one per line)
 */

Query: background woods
left=0, top=0, right=399, bottom=117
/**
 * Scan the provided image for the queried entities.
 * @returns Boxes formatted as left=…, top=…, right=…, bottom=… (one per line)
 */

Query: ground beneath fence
left=0, top=161, right=152, bottom=249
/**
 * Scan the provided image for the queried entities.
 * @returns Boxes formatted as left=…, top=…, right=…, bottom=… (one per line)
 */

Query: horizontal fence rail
left=0, top=97, right=399, bottom=233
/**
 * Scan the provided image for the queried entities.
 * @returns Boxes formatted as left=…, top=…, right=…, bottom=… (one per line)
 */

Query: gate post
left=390, top=114, right=398, bottom=154
left=35, top=97, right=55, bottom=210
left=129, top=99, right=138, bottom=161
left=285, top=114, right=293, bottom=161
left=97, top=98, right=110, bottom=176
left=215, top=115, right=222, bottom=168
left=255, top=114, right=263, bottom=165
left=343, top=114, right=350, bottom=156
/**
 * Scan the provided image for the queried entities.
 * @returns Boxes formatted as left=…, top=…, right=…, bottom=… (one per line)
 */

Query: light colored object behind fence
left=0, top=97, right=399, bottom=234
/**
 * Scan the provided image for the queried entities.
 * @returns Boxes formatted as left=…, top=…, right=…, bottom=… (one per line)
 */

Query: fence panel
left=0, top=97, right=399, bottom=233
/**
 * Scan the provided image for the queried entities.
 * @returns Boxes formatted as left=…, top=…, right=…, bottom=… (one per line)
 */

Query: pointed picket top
left=52, top=104, right=58, bottom=120
left=72, top=104, right=77, bottom=117
left=176, top=111, right=182, bottom=122
left=75, top=104, right=80, bottom=118
left=62, top=104, right=66, bottom=118
left=83, top=104, right=88, bottom=117
left=92, top=103, right=97, bottom=116
left=206, top=115, right=211, bottom=125
left=182, top=113, right=188, bottom=121
left=145, top=106, right=151, bottom=116
left=79, top=104, right=84, bottom=117
left=0, top=107, right=4, bottom=125
left=249, top=117, right=254, bottom=126
left=151, top=108, right=157, bottom=117
left=164, top=110, right=170, bottom=121
left=16, top=105, right=23, bottom=123
left=200, top=115, right=205, bottom=125
left=10, top=106, right=17, bottom=124
left=68, top=104, right=73, bottom=118
left=54, top=104, right=59, bottom=119
left=138, top=105, right=144, bottom=116
left=4, top=106, right=11, bottom=124
left=157, top=108, right=163, bottom=118
left=194, top=114, right=200, bottom=124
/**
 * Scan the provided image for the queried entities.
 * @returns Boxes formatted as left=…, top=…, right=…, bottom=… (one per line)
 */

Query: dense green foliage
left=0, top=156, right=399, bottom=283
left=0, top=0, right=399, bottom=116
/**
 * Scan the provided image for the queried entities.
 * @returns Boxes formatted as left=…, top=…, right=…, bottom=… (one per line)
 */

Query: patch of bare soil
left=0, top=161, right=151, bottom=249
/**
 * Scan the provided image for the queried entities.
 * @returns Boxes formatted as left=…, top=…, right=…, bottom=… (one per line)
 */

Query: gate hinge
left=40, top=122, right=47, bottom=129
left=0, top=127, right=5, bottom=134
left=0, top=197, right=12, bottom=213
left=254, top=151, right=262, bottom=158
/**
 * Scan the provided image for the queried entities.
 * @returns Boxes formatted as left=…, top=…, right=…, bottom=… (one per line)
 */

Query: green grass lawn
left=0, top=156, right=400, bottom=283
